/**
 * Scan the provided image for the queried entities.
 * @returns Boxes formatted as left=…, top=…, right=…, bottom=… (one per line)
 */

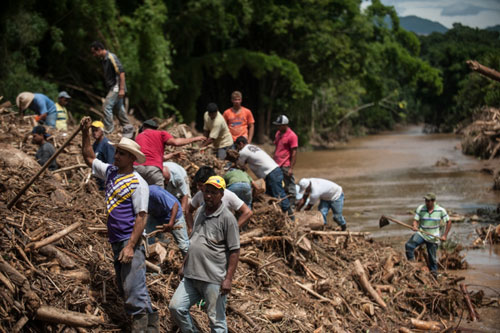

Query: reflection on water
left=295, top=126, right=500, bottom=293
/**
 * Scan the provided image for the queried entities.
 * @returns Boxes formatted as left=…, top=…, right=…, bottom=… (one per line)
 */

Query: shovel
left=379, top=215, right=445, bottom=241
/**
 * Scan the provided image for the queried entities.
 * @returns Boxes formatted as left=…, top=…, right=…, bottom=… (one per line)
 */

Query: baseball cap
left=297, top=178, right=311, bottom=194
left=207, top=103, right=218, bottom=113
left=423, top=193, right=436, bottom=201
left=143, top=119, right=158, bottom=129
left=58, top=91, right=71, bottom=99
left=204, top=176, right=226, bottom=190
left=122, top=124, right=135, bottom=139
left=91, top=120, right=104, bottom=129
left=273, top=115, right=289, bottom=125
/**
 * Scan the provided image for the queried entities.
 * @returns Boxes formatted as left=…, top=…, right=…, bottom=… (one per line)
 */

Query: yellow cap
left=204, top=176, right=226, bottom=190
left=91, top=120, right=104, bottom=129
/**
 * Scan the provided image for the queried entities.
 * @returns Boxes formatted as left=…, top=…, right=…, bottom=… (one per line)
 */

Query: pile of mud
left=0, top=111, right=489, bottom=332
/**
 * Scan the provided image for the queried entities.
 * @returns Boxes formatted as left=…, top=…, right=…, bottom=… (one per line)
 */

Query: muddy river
left=294, top=126, right=500, bottom=300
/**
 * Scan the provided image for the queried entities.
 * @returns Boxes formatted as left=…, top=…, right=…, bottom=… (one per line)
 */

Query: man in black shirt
left=90, top=41, right=131, bottom=134
left=32, top=126, right=58, bottom=171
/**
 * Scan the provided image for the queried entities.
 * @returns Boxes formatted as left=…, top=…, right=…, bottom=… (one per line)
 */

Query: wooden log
left=460, top=283, right=479, bottom=321
left=61, top=269, right=91, bottom=283
left=38, top=245, right=76, bottom=269
left=28, top=221, right=82, bottom=250
left=147, top=243, right=167, bottom=264
left=352, top=260, right=387, bottom=309
left=398, top=328, right=413, bottom=333
left=409, top=318, right=443, bottom=331
left=7, top=123, right=83, bottom=209
left=227, top=304, right=256, bottom=328
left=239, top=256, right=261, bottom=268
left=467, top=60, right=500, bottom=82
left=240, top=228, right=264, bottom=245
left=361, top=303, right=374, bottom=316
left=12, top=315, right=29, bottom=333
left=35, top=305, right=105, bottom=327
left=146, top=260, right=161, bottom=273
left=263, top=309, right=284, bottom=322
left=310, top=230, right=370, bottom=237
left=0, top=271, right=15, bottom=293
left=295, top=281, right=340, bottom=305
left=0, top=258, right=41, bottom=310
left=382, top=254, right=395, bottom=282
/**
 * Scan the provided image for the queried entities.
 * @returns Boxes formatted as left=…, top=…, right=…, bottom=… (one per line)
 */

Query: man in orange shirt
left=223, top=91, right=255, bottom=143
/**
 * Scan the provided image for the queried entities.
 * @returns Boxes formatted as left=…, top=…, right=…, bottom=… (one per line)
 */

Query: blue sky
left=362, top=0, right=500, bottom=29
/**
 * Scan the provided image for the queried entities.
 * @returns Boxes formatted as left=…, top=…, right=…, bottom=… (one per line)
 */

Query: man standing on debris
left=80, top=117, right=158, bottom=332
left=405, top=193, right=451, bottom=277
left=272, top=114, right=298, bottom=209
left=235, top=136, right=293, bottom=217
left=223, top=91, right=255, bottom=143
left=147, top=184, right=190, bottom=256
left=163, top=161, right=191, bottom=214
left=296, top=178, right=347, bottom=231
left=55, top=91, right=71, bottom=131
left=135, top=119, right=205, bottom=188
left=32, top=126, right=58, bottom=171
left=185, top=166, right=253, bottom=233
left=90, top=41, right=131, bottom=134
left=201, top=102, right=234, bottom=159
left=91, top=120, right=115, bottom=190
left=169, top=176, right=240, bottom=333
left=17, top=92, right=57, bottom=128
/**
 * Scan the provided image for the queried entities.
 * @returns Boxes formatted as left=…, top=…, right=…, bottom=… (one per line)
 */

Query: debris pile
left=0, top=112, right=488, bottom=332
left=461, top=107, right=500, bottom=160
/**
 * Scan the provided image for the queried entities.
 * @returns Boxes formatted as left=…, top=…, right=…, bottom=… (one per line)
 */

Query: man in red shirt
left=273, top=115, right=298, bottom=208
left=135, top=119, right=205, bottom=187
left=223, top=91, right=255, bottom=143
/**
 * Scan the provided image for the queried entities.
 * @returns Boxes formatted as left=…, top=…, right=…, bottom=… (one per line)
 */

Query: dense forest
left=1, top=0, right=499, bottom=144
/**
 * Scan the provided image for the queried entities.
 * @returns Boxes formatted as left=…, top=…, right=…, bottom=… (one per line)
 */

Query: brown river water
left=294, top=126, right=500, bottom=305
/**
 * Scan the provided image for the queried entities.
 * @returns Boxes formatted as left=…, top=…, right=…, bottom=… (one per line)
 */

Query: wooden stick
left=295, top=281, right=338, bottom=305
left=228, top=304, right=257, bottom=328
left=12, top=315, right=29, bottom=333
left=352, top=259, right=387, bottom=309
left=309, top=230, right=370, bottom=237
left=0, top=271, right=15, bottom=293
left=460, top=283, right=479, bottom=321
left=7, top=124, right=83, bottom=209
left=146, top=260, right=161, bottom=273
left=52, top=164, right=87, bottom=174
left=35, top=305, right=105, bottom=327
left=410, top=318, right=443, bottom=330
left=28, top=221, right=82, bottom=250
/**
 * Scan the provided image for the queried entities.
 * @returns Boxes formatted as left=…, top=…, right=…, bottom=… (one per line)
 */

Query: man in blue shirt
left=147, top=185, right=189, bottom=256
left=17, top=92, right=57, bottom=128
left=90, top=41, right=131, bottom=134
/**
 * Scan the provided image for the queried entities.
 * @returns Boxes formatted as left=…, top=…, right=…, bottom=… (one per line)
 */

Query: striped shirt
left=414, top=203, right=449, bottom=243
left=92, top=159, right=149, bottom=243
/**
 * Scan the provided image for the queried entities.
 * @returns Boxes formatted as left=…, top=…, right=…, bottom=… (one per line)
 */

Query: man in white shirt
left=185, top=166, right=253, bottom=233
left=296, top=178, right=347, bottom=231
left=235, top=136, right=292, bottom=216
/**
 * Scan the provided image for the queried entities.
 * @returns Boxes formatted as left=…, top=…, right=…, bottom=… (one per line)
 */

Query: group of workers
left=17, top=40, right=452, bottom=332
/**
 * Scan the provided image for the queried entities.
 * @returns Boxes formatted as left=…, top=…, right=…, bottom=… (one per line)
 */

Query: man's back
left=135, top=129, right=173, bottom=169
left=238, top=144, right=278, bottom=179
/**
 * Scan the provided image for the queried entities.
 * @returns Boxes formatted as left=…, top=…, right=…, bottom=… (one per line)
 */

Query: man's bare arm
left=237, top=204, right=253, bottom=228
left=118, top=211, right=147, bottom=263
left=221, top=249, right=240, bottom=294
left=248, top=123, right=254, bottom=143
left=81, top=117, right=95, bottom=167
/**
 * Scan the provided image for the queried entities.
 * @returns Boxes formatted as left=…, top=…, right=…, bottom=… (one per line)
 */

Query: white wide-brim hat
left=16, top=92, right=35, bottom=111
left=110, top=137, right=146, bottom=164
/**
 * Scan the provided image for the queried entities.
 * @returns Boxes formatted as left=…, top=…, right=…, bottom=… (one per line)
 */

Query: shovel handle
left=382, top=216, right=445, bottom=241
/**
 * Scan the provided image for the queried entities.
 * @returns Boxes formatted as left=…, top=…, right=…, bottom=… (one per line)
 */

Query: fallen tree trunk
left=467, top=60, right=500, bottom=82
left=35, top=305, right=105, bottom=327
left=460, top=283, right=479, bottom=321
left=352, top=259, right=387, bottom=309
left=38, top=245, right=76, bottom=269
left=310, top=230, right=370, bottom=237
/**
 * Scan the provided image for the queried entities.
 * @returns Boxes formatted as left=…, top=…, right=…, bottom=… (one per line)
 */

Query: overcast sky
left=362, top=0, right=500, bottom=29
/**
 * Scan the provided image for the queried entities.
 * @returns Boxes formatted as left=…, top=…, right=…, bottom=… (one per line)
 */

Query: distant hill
left=486, top=25, right=500, bottom=32
left=399, top=16, right=448, bottom=35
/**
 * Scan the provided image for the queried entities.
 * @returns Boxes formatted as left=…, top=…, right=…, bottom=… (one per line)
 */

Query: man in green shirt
left=405, top=193, right=451, bottom=277
left=224, top=166, right=253, bottom=208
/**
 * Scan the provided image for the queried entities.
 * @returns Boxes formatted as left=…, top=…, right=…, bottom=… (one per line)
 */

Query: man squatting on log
left=80, top=117, right=159, bottom=332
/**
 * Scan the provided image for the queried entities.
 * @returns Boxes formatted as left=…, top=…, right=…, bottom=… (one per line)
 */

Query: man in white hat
left=80, top=116, right=158, bottom=332
left=16, top=92, right=57, bottom=128
left=272, top=114, right=298, bottom=208
left=296, top=178, right=347, bottom=231
left=55, top=91, right=71, bottom=131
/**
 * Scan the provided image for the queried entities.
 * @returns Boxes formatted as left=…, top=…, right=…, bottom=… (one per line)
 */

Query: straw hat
left=110, top=137, right=146, bottom=164
left=16, top=92, right=35, bottom=111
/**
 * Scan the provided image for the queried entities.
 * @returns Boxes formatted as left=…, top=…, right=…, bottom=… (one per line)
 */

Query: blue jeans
left=216, top=145, right=232, bottom=160
left=227, top=182, right=252, bottom=208
left=265, top=167, right=291, bottom=212
left=169, top=278, right=228, bottom=333
left=318, top=193, right=346, bottom=226
left=405, top=232, right=438, bottom=273
left=111, top=239, right=153, bottom=315
left=146, top=215, right=190, bottom=256
left=280, top=166, right=296, bottom=208
left=103, top=88, right=130, bottom=134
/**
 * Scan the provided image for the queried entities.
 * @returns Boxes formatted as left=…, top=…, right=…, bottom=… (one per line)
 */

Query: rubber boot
left=131, top=313, right=148, bottom=333
left=147, top=311, right=160, bottom=333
